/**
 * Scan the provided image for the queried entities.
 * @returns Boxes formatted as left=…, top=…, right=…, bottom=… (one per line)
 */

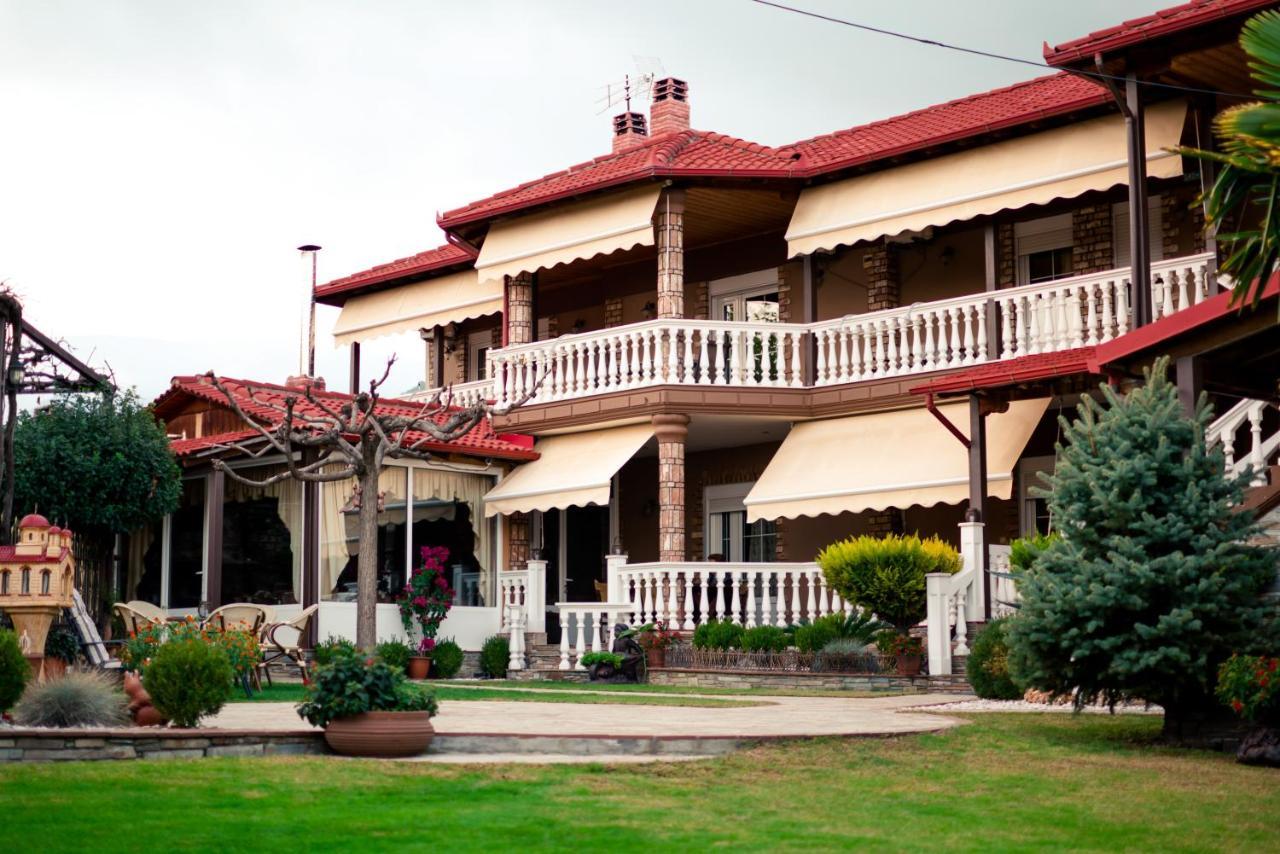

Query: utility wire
left=749, top=0, right=1264, bottom=102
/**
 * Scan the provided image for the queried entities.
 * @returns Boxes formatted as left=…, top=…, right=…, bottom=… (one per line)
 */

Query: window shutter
left=1112, top=195, right=1164, bottom=268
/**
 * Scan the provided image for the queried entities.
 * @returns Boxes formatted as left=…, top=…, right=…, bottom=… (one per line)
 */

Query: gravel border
left=909, top=698, right=1163, bottom=715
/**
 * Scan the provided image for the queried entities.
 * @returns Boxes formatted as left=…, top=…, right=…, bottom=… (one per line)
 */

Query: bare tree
left=206, top=358, right=525, bottom=649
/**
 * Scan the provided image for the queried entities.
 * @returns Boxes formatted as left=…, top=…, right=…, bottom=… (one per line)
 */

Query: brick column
left=1071, top=203, right=1113, bottom=275
left=653, top=414, right=690, bottom=562
left=505, top=272, right=534, bottom=345
left=604, top=297, right=623, bottom=327
left=656, top=190, right=685, bottom=319
left=863, top=241, right=900, bottom=312
left=996, top=223, right=1016, bottom=287
left=507, top=512, right=530, bottom=571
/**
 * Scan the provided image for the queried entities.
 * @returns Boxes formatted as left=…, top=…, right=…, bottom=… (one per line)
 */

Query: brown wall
left=898, top=225, right=986, bottom=304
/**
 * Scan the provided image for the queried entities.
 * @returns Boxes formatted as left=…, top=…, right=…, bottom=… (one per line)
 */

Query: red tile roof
left=910, top=348, right=1100, bottom=396
left=169, top=429, right=264, bottom=458
left=155, top=377, right=537, bottom=462
left=0, top=545, right=68, bottom=564
left=18, top=513, right=50, bottom=529
left=315, top=243, right=474, bottom=304
left=1044, top=0, right=1274, bottom=66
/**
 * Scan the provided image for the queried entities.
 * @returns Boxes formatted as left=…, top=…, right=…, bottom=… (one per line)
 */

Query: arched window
left=40, top=571, right=51, bottom=595
left=63, top=570, right=72, bottom=595
left=20, top=568, right=30, bottom=594
left=1, top=571, right=8, bottom=595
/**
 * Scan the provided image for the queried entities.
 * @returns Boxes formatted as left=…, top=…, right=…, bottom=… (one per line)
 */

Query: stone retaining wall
left=647, top=668, right=972, bottom=694
left=0, top=728, right=325, bottom=763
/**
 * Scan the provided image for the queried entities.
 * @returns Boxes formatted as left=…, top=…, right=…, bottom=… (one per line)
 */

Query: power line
left=748, top=0, right=1264, bottom=102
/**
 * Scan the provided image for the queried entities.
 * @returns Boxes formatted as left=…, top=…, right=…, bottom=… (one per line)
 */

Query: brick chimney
left=650, top=78, right=689, bottom=136
left=285, top=375, right=326, bottom=392
left=612, top=111, right=648, bottom=153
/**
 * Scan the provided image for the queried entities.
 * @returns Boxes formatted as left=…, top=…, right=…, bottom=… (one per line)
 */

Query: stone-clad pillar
left=863, top=241, right=900, bottom=312
left=656, top=190, right=685, bottom=319
left=507, top=512, right=530, bottom=571
left=505, top=272, right=534, bottom=346
left=653, top=414, right=690, bottom=562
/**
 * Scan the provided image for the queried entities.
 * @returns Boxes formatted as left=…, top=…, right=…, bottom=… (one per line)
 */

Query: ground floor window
left=169, top=478, right=206, bottom=608
left=221, top=464, right=303, bottom=605
left=705, top=482, right=775, bottom=562
left=125, top=519, right=163, bottom=605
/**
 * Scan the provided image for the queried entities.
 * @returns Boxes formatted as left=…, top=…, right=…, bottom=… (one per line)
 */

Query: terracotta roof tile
left=156, top=377, right=537, bottom=462
left=1044, top=0, right=1274, bottom=66
left=0, top=545, right=68, bottom=564
left=316, top=243, right=474, bottom=303
left=909, top=348, right=1100, bottom=395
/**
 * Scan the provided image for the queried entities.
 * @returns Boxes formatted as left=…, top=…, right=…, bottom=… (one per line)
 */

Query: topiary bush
left=13, top=670, right=129, bottom=727
left=741, top=625, right=787, bottom=653
left=817, top=534, right=962, bottom=631
left=692, top=619, right=745, bottom=651
left=480, top=635, right=509, bottom=678
left=430, top=639, right=464, bottom=679
left=144, top=638, right=234, bottom=728
left=376, top=639, right=413, bottom=673
left=966, top=617, right=1023, bottom=700
left=0, top=628, right=30, bottom=712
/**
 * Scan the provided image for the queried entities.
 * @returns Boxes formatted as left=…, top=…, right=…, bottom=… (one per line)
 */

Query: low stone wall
left=647, top=668, right=972, bottom=694
left=0, top=728, right=325, bottom=763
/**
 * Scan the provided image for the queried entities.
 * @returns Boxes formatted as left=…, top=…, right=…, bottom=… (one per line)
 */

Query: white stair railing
left=402, top=377, right=494, bottom=409
left=499, top=562, right=546, bottom=636
left=1210, top=399, right=1280, bottom=487
left=989, top=545, right=1019, bottom=618
left=556, top=603, right=635, bottom=671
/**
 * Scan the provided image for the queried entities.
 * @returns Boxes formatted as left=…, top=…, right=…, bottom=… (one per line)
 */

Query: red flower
left=1232, top=699, right=1244, bottom=713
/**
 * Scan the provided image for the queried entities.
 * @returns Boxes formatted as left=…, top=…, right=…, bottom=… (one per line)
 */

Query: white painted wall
left=316, top=602, right=501, bottom=651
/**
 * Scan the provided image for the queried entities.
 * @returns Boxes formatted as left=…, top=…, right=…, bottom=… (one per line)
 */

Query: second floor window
left=1015, top=213, right=1074, bottom=286
left=711, top=270, right=781, bottom=324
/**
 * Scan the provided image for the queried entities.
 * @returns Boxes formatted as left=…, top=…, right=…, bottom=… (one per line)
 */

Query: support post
left=348, top=342, right=361, bottom=395
left=525, top=558, right=547, bottom=635
left=958, top=520, right=986, bottom=623
left=302, top=451, right=319, bottom=648
left=983, top=224, right=1000, bottom=354
left=432, top=326, right=445, bottom=389
left=1125, top=73, right=1152, bottom=327
left=656, top=189, right=686, bottom=319
left=204, top=468, right=225, bottom=610
left=505, top=273, right=535, bottom=345
left=1176, top=355, right=1203, bottom=419
left=1194, top=96, right=1219, bottom=285
left=800, top=255, right=818, bottom=385
left=606, top=552, right=629, bottom=605
left=967, top=394, right=989, bottom=620
left=925, top=573, right=952, bottom=676
left=653, top=414, right=690, bottom=562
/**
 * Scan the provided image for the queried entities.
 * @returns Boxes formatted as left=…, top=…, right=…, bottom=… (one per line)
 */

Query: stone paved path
left=210, top=691, right=968, bottom=739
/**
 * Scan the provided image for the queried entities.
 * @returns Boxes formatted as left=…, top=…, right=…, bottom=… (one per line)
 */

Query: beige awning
left=744, top=398, right=1051, bottom=521
left=332, top=269, right=501, bottom=347
left=483, top=423, right=653, bottom=517
left=786, top=99, right=1187, bottom=256
left=476, top=185, right=661, bottom=284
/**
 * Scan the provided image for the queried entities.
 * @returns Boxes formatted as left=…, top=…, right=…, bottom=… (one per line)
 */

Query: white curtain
left=413, top=467, right=493, bottom=605
left=125, top=524, right=157, bottom=601
left=224, top=464, right=305, bottom=603
left=319, top=465, right=358, bottom=601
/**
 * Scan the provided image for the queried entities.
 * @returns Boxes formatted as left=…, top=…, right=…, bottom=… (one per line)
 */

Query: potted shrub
left=376, top=639, right=414, bottom=675
left=396, top=546, right=454, bottom=680
left=634, top=621, right=678, bottom=668
left=43, top=628, right=80, bottom=679
left=297, top=648, right=439, bottom=757
left=878, top=631, right=925, bottom=676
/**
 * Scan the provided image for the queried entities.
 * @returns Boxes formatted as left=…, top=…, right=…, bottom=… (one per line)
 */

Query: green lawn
left=3, top=714, right=1277, bottom=852
left=238, top=682, right=761, bottom=708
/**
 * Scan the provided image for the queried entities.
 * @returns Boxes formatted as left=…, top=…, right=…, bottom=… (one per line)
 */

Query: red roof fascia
left=1044, top=0, right=1274, bottom=66
left=1089, top=274, right=1280, bottom=370
left=909, top=347, right=1100, bottom=396
left=315, top=243, right=475, bottom=303
left=0, top=545, right=68, bottom=564
left=157, top=377, right=538, bottom=462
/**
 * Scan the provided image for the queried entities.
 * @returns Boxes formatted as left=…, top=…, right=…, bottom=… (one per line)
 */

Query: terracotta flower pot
left=645, top=647, right=666, bottom=669
left=407, top=656, right=431, bottom=680
left=324, top=711, right=435, bottom=758
left=896, top=654, right=922, bottom=677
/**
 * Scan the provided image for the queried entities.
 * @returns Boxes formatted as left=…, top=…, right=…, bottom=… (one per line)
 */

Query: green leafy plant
left=579, top=651, right=624, bottom=669
left=297, top=652, right=438, bottom=728
left=312, top=636, right=357, bottom=668
left=1009, top=533, right=1060, bottom=572
left=1179, top=9, right=1280, bottom=311
left=817, top=533, right=961, bottom=631
left=0, top=628, right=31, bottom=712
left=480, top=635, right=509, bottom=678
left=376, top=639, right=414, bottom=673
left=792, top=618, right=838, bottom=653
left=634, top=621, right=680, bottom=650
left=429, top=639, right=464, bottom=679
left=741, top=625, right=787, bottom=653
left=1007, top=361, right=1278, bottom=735
left=966, top=618, right=1023, bottom=700
left=1217, top=654, right=1280, bottom=723
left=119, top=619, right=258, bottom=682
left=692, top=619, right=745, bottom=651
left=791, top=611, right=891, bottom=652
left=396, top=546, right=454, bottom=654
left=45, top=627, right=81, bottom=665
left=13, top=670, right=128, bottom=727
left=144, top=637, right=234, bottom=728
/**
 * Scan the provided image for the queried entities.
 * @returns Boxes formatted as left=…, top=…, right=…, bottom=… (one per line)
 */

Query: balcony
left=414, top=253, right=1219, bottom=411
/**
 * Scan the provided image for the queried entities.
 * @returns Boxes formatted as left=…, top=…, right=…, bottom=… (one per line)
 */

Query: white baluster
left=789, top=331, right=803, bottom=388
left=696, top=569, right=708, bottom=627
left=1067, top=285, right=1083, bottom=348
left=759, top=570, right=773, bottom=629
left=1117, top=278, right=1130, bottom=335
left=558, top=611, right=571, bottom=670
left=813, top=570, right=827, bottom=618
left=953, top=590, right=969, bottom=656
left=787, top=570, right=800, bottom=626
left=1055, top=287, right=1070, bottom=351
left=1026, top=294, right=1042, bottom=355
left=1249, top=403, right=1267, bottom=486
left=682, top=570, right=695, bottom=630
left=698, top=328, right=710, bottom=385
left=744, top=571, right=757, bottom=628
left=815, top=328, right=829, bottom=384
left=667, top=569, right=679, bottom=625
left=575, top=611, right=590, bottom=670
left=1174, top=269, right=1189, bottom=313
left=974, top=303, right=988, bottom=363
left=922, top=311, right=938, bottom=370
left=945, top=307, right=960, bottom=367
left=682, top=327, right=695, bottom=384
left=999, top=299, right=1014, bottom=359
left=1084, top=283, right=1099, bottom=346
left=1160, top=273, right=1175, bottom=318
left=728, top=571, right=741, bottom=624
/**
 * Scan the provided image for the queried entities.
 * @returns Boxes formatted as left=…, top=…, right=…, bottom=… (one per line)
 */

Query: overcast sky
left=2, top=0, right=1169, bottom=403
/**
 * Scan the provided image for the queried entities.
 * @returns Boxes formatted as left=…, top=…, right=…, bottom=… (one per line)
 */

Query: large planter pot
left=645, top=647, right=666, bottom=669
left=406, top=656, right=431, bottom=680
left=896, top=654, right=922, bottom=677
left=324, top=711, right=435, bottom=758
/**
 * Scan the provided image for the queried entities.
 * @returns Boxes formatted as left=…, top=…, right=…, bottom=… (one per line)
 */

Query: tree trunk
left=356, top=464, right=381, bottom=651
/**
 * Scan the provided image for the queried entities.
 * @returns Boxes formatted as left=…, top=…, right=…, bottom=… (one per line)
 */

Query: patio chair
left=257, top=604, right=319, bottom=686
left=70, top=589, right=124, bottom=671
left=205, top=603, right=273, bottom=635
left=114, top=601, right=165, bottom=637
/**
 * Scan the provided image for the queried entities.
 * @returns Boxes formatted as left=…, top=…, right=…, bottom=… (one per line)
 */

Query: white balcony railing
left=404, top=253, right=1218, bottom=410
left=402, top=377, right=493, bottom=409
left=1209, top=398, right=1280, bottom=487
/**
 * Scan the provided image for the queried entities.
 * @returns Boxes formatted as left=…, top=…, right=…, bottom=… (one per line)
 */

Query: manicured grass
left=4, top=714, right=1278, bottom=852
left=236, top=682, right=761, bottom=708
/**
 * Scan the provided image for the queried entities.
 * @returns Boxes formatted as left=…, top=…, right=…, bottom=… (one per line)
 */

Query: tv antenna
left=595, top=56, right=666, bottom=115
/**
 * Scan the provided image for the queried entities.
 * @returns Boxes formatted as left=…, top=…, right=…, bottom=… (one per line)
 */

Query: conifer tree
left=1007, top=360, right=1277, bottom=738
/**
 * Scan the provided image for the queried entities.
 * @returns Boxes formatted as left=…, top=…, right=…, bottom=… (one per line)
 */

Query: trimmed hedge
left=430, top=639, right=465, bottom=679
left=692, top=620, right=745, bottom=651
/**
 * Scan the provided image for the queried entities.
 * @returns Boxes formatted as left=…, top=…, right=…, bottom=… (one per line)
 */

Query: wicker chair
left=257, top=604, right=319, bottom=686
left=205, top=603, right=273, bottom=635
left=114, top=601, right=165, bottom=637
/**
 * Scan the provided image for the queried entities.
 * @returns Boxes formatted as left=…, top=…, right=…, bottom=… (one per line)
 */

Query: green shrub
left=741, top=625, right=787, bottom=653
left=1217, top=654, right=1280, bottom=722
left=312, top=636, right=357, bottom=667
left=0, top=628, right=31, bottom=712
left=297, top=652, right=438, bottom=728
left=430, top=639, right=465, bottom=679
left=45, top=627, right=81, bottom=665
left=480, top=635, right=509, bottom=678
left=793, top=618, right=838, bottom=653
left=579, top=651, right=624, bottom=669
left=692, top=619, right=745, bottom=651
left=817, top=534, right=961, bottom=631
left=966, top=617, right=1023, bottom=700
left=13, top=670, right=128, bottom=727
left=145, top=638, right=234, bottom=728
left=376, top=639, right=413, bottom=672
left=1009, top=532, right=1060, bottom=572
left=814, top=638, right=880, bottom=673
